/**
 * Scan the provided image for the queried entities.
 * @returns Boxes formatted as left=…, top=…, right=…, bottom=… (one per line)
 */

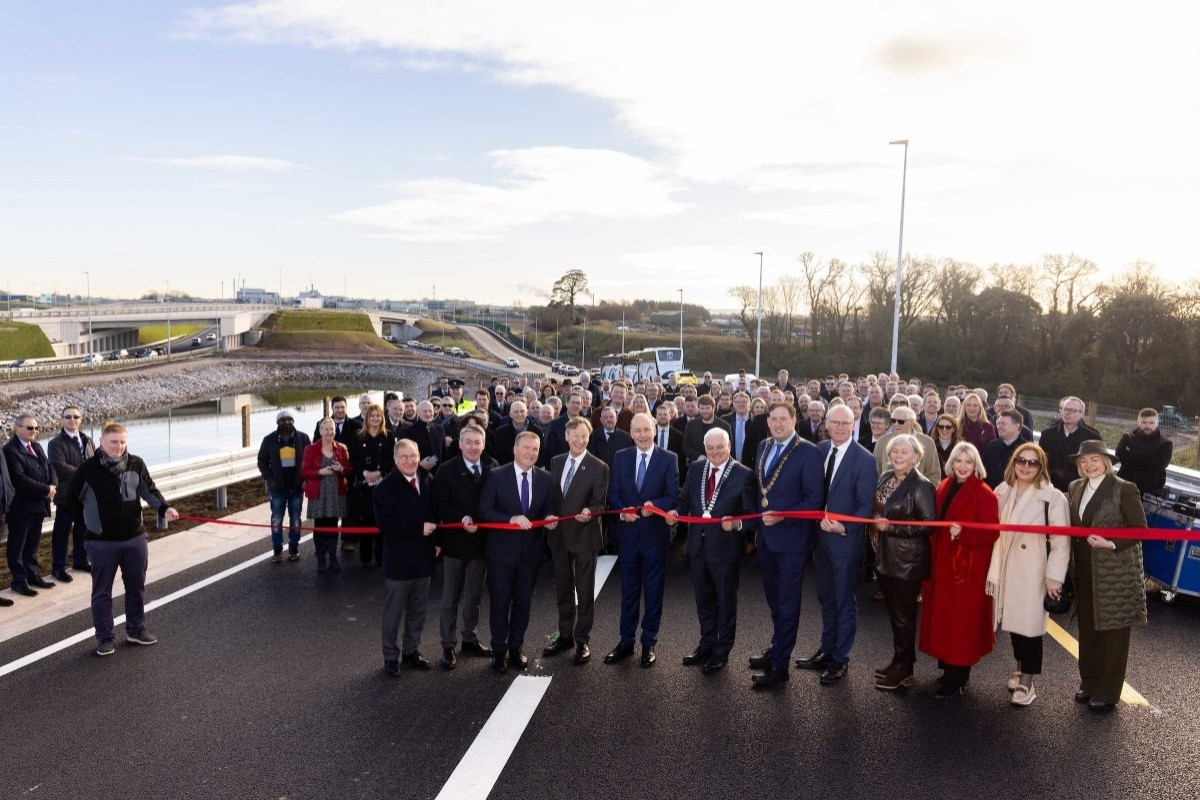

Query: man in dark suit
left=478, top=431, right=560, bottom=674
left=47, top=405, right=95, bottom=580
left=748, top=402, right=825, bottom=688
left=587, top=405, right=633, bottom=470
left=795, top=405, right=878, bottom=684
left=542, top=392, right=585, bottom=468
left=489, top=401, right=540, bottom=466
left=0, top=446, right=12, bottom=605
left=545, top=417, right=610, bottom=664
left=3, top=414, right=58, bottom=595
left=604, top=412, right=679, bottom=668
left=1040, top=395, right=1103, bottom=492
left=373, top=439, right=438, bottom=676
left=431, top=425, right=497, bottom=669
left=672, top=428, right=757, bottom=674
left=314, top=395, right=361, bottom=445
left=591, top=383, right=634, bottom=432
left=721, top=392, right=754, bottom=465
left=407, top=401, right=446, bottom=478
left=798, top=400, right=827, bottom=443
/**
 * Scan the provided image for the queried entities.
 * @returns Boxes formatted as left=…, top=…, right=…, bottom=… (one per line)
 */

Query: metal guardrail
left=2, top=348, right=215, bottom=381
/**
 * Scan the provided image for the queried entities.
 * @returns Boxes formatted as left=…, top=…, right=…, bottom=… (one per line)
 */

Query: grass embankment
left=261, top=309, right=375, bottom=332
left=416, top=319, right=483, bottom=356
left=254, top=310, right=393, bottom=352
left=139, top=324, right=206, bottom=344
left=0, top=321, right=55, bottom=359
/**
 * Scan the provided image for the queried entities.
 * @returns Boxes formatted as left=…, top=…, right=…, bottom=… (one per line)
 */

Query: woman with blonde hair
left=985, top=442, right=1069, bottom=706
left=958, top=391, right=996, bottom=452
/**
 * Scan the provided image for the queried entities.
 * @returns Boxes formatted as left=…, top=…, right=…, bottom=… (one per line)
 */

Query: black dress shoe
left=13, top=585, right=38, bottom=597
left=383, top=659, right=401, bottom=677
left=819, top=661, right=849, bottom=685
left=0, top=595, right=13, bottom=606
left=52, top=570, right=74, bottom=583
left=542, top=634, right=575, bottom=657
left=752, top=665, right=790, bottom=688
left=1088, top=699, right=1116, bottom=712
left=440, top=647, right=457, bottom=670
left=29, top=577, right=55, bottom=589
left=574, top=642, right=591, bottom=664
left=795, top=649, right=833, bottom=670
left=682, top=645, right=712, bottom=666
left=491, top=653, right=508, bottom=674
left=747, top=647, right=773, bottom=670
left=640, top=645, right=656, bottom=668
left=1074, top=690, right=1092, bottom=703
left=402, top=652, right=432, bottom=671
left=510, top=649, right=529, bottom=670
left=73, top=563, right=92, bottom=573
left=604, top=641, right=635, bottom=664
left=461, top=640, right=493, bottom=657
left=701, top=655, right=728, bottom=675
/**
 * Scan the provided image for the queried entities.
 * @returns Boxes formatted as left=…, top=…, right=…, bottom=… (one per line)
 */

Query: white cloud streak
left=126, top=155, right=302, bottom=171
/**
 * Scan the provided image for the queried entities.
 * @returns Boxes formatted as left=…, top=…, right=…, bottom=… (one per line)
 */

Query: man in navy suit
left=478, top=431, right=559, bottom=674
left=604, top=412, right=679, bottom=668
left=671, top=428, right=758, bottom=674
left=4, top=414, right=58, bottom=596
left=795, top=404, right=878, bottom=684
left=749, top=402, right=825, bottom=688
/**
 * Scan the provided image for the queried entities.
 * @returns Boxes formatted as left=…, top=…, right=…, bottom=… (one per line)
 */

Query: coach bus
left=599, top=352, right=641, bottom=383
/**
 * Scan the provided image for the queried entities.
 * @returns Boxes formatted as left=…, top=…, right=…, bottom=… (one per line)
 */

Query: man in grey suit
left=545, top=417, right=610, bottom=664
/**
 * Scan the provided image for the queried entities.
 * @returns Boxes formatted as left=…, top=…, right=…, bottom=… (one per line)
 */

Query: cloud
left=125, top=155, right=302, bottom=171
left=333, top=146, right=687, bottom=241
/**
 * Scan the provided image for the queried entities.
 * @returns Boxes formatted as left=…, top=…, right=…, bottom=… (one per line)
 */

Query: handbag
left=1042, top=500, right=1075, bottom=613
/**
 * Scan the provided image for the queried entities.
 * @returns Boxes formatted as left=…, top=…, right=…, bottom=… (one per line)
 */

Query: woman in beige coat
left=986, top=443, right=1069, bottom=706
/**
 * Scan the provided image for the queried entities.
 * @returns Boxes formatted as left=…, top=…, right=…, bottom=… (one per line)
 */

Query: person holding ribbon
left=671, top=427, right=757, bottom=674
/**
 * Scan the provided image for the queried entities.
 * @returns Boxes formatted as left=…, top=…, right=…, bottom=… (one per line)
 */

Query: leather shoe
left=819, top=661, right=849, bottom=685
left=574, top=642, right=591, bottom=664
left=491, top=653, right=508, bottom=674
left=1074, top=690, right=1092, bottom=703
left=440, top=647, right=457, bottom=670
left=747, top=647, right=773, bottom=670
left=383, top=659, right=401, bottom=677
left=0, top=595, right=13, bottom=607
left=640, top=645, right=656, bottom=668
left=461, top=640, right=493, bottom=657
left=1088, top=699, right=1116, bottom=712
left=13, top=585, right=38, bottom=597
left=682, top=645, right=712, bottom=667
left=795, top=649, right=833, bottom=670
left=751, top=665, right=790, bottom=688
left=604, top=641, right=635, bottom=664
left=509, top=649, right=528, bottom=670
left=542, top=634, right=575, bottom=657
left=52, top=570, right=74, bottom=583
left=701, top=655, right=728, bottom=675
left=29, top=577, right=55, bottom=589
left=73, top=563, right=92, bottom=573
left=402, top=652, right=432, bottom=671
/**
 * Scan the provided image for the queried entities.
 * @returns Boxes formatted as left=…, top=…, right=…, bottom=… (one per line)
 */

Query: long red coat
left=919, top=474, right=1000, bottom=666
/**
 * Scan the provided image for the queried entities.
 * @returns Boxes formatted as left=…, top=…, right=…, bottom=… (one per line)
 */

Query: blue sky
left=3, top=2, right=1196, bottom=308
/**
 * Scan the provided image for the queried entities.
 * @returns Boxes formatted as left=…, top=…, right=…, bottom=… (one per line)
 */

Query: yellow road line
left=1046, top=619, right=1149, bottom=707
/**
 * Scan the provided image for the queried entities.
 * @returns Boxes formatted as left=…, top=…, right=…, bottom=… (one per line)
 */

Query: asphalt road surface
left=2, top=538, right=1196, bottom=800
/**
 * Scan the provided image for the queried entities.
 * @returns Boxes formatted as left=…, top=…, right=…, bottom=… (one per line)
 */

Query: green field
left=257, top=331, right=395, bottom=351
left=139, top=324, right=206, bottom=344
left=260, top=310, right=375, bottom=333
left=0, top=321, right=55, bottom=359
left=414, top=319, right=484, bottom=356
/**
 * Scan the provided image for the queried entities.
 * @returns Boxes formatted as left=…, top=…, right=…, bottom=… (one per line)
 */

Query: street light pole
left=84, top=270, right=93, bottom=358
left=889, top=139, right=909, bottom=374
left=165, top=280, right=172, bottom=359
left=678, top=289, right=684, bottom=352
left=753, top=252, right=763, bottom=377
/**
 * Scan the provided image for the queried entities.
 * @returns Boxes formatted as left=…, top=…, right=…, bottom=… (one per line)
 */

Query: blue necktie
left=520, top=471, right=530, bottom=515
left=635, top=452, right=648, bottom=492
left=735, top=418, right=745, bottom=460
left=562, top=458, right=577, bottom=493
left=765, top=442, right=783, bottom=474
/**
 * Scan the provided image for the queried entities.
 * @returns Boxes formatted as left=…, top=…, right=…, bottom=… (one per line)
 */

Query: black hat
left=1068, top=439, right=1115, bottom=463
left=447, top=378, right=466, bottom=389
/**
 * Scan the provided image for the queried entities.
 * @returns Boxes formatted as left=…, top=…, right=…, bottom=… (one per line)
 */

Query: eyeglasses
left=890, top=400, right=906, bottom=406
left=1061, top=407, right=1084, bottom=414
left=890, top=418, right=911, bottom=425
left=1014, top=456, right=1041, bottom=468
left=23, top=425, right=39, bottom=430
left=62, top=414, right=82, bottom=420
left=935, top=423, right=955, bottom=430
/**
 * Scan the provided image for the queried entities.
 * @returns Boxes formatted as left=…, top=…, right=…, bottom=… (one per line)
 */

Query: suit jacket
left=677, top=459, right=757, bottom=562
left=314, top=416, right=361, bottom=448
left=720, top=414, right=756, bottom=465
left=754, top=435, right=824, bottom=553
left=607, top=445, right=679, bottom=551
left=588, top=427, right=633, bottom=471
left=478, top=462, right=559, bottom=566
left=3, top=437, right=57, bottom=516
left=1040, top=420, right=1103, bottom=492
left=0, top=447, right=13, bottom=516
left=798, top=418, right=826, bottom=443
left=540, top=414, right=574, bottom=468
left=650, top=425, right=687, bottom=484
left=681, top=416, right=732, bottom=464
left=403, top=418, right=446, bottom=477
left=550, top=451, right=609, bottom=553
left=590, top=405, right=634, bottom=433
left=372, top=469, right=436, bottom=581
left=818, top=439, right=878, bottom=557
left=431, top=454, right=498, bottom=560
left=47, top=430, right=95, bottom=507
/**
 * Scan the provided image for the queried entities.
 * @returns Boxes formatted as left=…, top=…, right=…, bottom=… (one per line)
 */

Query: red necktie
left=409, top=477, right=419, bottom=494
left=706, top=466, right=717, bottom=504
left=26, top=443, right=37, bottom=457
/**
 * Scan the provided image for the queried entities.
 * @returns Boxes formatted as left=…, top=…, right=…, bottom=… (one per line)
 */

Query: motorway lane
left=1, top=536, right=1197, bottom=799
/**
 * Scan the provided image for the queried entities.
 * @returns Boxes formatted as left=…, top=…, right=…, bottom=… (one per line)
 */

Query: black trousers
left=939, top=661, right=972, bottom=688
left=549, top=543, right=598, bottom=643
left=877, top=574, right=922, bottom=670
left=487, top=557, right=539, bottom=653
left=690, top=544, right=741, bottom=657
left=1010, top=632, right=1044, bottom=674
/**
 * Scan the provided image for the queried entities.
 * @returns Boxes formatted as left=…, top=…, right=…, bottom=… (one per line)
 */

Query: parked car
left=674, top=370, right=697, bottom=386
left=84, top=353, right=104, bottom=364
left=9, top=359, right=28, bottom=368
left=563, top=365, right=580, bottom=376
left=551, top=361, right=563, bottom=373
left=109, top=349, right=129, bottom=360
left=133, top=348, right=154, bottom=358
left=456, top=350, right=471, bottom=359
left=505, top=357, right=520, bottom=368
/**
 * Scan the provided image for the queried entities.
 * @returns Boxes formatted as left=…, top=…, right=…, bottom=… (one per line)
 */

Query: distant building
left=236, top=287, right=280, bottom=305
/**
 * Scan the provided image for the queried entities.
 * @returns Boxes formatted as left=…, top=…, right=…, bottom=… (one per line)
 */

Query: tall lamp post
left=753, top=252, right=763, bottom=377
left=84, top=270, right=93, bottom=358
left=581, top=288, right=594, bottom=368
left=165, top=280, right=172, bottom=359
left=678, top=289, right=684, bottom=352
left=889, top=138, right=909, bottom=374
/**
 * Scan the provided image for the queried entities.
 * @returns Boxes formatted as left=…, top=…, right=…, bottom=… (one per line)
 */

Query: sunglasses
left=23, top=425, right=40, bottom=430
left=1014, top=456, right=1041, bottom=468
left=890, top=400, right=905, bottom=406
left=890, top=418, right=911, bottom=425
left=63, top=414, right=82, bottom=420
left=935, top=423, right=955, bottom=430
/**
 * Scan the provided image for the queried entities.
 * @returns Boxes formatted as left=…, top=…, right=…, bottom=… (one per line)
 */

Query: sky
left=2, top=1, right=1197, bottom=309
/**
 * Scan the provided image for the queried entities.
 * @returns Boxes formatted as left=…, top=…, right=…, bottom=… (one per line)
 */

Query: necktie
left=635, top=452, right=648, bottom=492
left=706, top=465, right=717, bottom=504
left=659, top=429, right=667, bottom=450
left=824, top=446, right=838, bottom=496
left=472, top=463, right=481, bottom=481
left=409, top=476, right=419, bottom=494
left=765, top=442, right=783, bottom=474
left=520, top=471, right=530, bottom=515
left=26, top=442, right=36, bottom=457
left=735, top=418, right=745, bottom=460
left=563, top=458, right=577, bottom=493
left=77, top=437, right=85, bottom=457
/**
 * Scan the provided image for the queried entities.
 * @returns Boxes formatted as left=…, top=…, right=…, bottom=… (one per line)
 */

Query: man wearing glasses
left=1040, top=396, right=1102, bottom=492
left=47, top=406, right=96, bottom=580
left=3, top=414, right=58, bottom=597
left=872, top=407, right=941, bottom=484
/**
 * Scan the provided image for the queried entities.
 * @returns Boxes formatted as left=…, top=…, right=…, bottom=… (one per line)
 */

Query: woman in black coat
left=349, top=404, right=394, bottom=567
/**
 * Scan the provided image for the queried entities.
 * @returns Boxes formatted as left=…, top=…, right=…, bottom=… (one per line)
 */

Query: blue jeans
left=268, top=488, right=304, bottom=552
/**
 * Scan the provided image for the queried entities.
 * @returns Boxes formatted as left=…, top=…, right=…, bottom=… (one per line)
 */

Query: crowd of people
left=2, top=367, right=1175, bottom=711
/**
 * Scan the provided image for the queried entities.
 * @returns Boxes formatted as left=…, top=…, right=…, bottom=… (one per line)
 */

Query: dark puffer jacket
left=1068, top=474, right=1147, bottom=630
left=1115, top=428, right=1173, bottom=494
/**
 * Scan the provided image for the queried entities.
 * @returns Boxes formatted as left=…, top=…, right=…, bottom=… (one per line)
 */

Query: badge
left=761, top=498, right=769, bottom=508
left=702, top=512, right=712, bottom=519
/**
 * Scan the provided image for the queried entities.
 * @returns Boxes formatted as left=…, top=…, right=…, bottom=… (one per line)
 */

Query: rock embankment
left=0, top=361, right=441, bottom=434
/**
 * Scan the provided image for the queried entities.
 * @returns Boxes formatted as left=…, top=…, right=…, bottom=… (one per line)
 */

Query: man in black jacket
left=1039, top=396, right=1103, bottom=492
left=431, top=424, right=497, bottom=669
left=4, top=414, right=58, bottom=596
left=258, top=410, right=312, bottom=563
left=490, top=401, right=540, bottom=465
left=47, top=405, right=95, bottom=580
left=1116, top=408, right=1173, bottom=494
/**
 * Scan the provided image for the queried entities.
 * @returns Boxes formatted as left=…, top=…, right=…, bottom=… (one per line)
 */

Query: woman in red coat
left=919, top=441, right=999, bottom=698
left=301, top=418, right=352, bottom=572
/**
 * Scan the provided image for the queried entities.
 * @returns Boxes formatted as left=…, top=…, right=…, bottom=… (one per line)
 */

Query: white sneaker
left=1007, top=670, right=1022, bottom=691
left=1011, top=683, right=1036, bottom=706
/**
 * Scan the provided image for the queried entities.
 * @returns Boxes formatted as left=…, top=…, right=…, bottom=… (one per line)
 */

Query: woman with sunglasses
left=984, top=443, right=1069, bottom=706
left=931, top=414, right=961, bottom=472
